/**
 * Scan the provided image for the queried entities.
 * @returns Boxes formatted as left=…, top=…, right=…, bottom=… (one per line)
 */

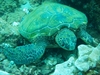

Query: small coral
left=51, top=57, right=77, bottom=75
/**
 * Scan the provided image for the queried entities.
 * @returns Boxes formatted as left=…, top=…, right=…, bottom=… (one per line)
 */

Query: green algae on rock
left=3, top=2, right=97, bottom=65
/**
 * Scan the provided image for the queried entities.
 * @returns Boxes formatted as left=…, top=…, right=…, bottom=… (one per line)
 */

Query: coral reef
left=0, top=0, right=20, bottom=16
left=0, top=0, right=100, bottom=75
left=1, top=9, right=25, bottom=24
left=75, top=44, right=100, bottom=72
left=51, top=44, right=100, bottom=75
left=0, top=18, right=21, bottom=47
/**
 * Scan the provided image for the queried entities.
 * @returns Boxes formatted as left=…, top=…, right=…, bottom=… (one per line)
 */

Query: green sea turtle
left=3, top=2, right=97, bottom=64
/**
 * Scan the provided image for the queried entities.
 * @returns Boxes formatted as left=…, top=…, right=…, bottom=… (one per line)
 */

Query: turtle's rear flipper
left=2, top=43, right=47, bottom=65
left=77, top=29, right=98, bottom=46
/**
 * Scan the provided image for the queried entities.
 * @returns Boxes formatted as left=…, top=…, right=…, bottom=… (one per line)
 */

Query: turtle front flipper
left=3, top=43, right=47, bottom=65
left=76, top=29, right=98, bottom=46
left=55, top=28, right=77, bottom=51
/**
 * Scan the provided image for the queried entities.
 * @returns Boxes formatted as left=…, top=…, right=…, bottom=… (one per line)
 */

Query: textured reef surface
left=0, top=0, right=100, bottom=75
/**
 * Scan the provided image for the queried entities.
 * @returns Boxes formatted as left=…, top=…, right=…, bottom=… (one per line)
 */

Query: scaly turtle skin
left=3, top=2, right=96, bottom=64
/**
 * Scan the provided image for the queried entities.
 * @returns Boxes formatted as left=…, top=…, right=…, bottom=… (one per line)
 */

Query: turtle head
left=55, top=28, right=77, bottom=50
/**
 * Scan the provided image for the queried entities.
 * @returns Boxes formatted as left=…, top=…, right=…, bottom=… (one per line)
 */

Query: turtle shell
left=19, top=2, right=88, bottom=42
